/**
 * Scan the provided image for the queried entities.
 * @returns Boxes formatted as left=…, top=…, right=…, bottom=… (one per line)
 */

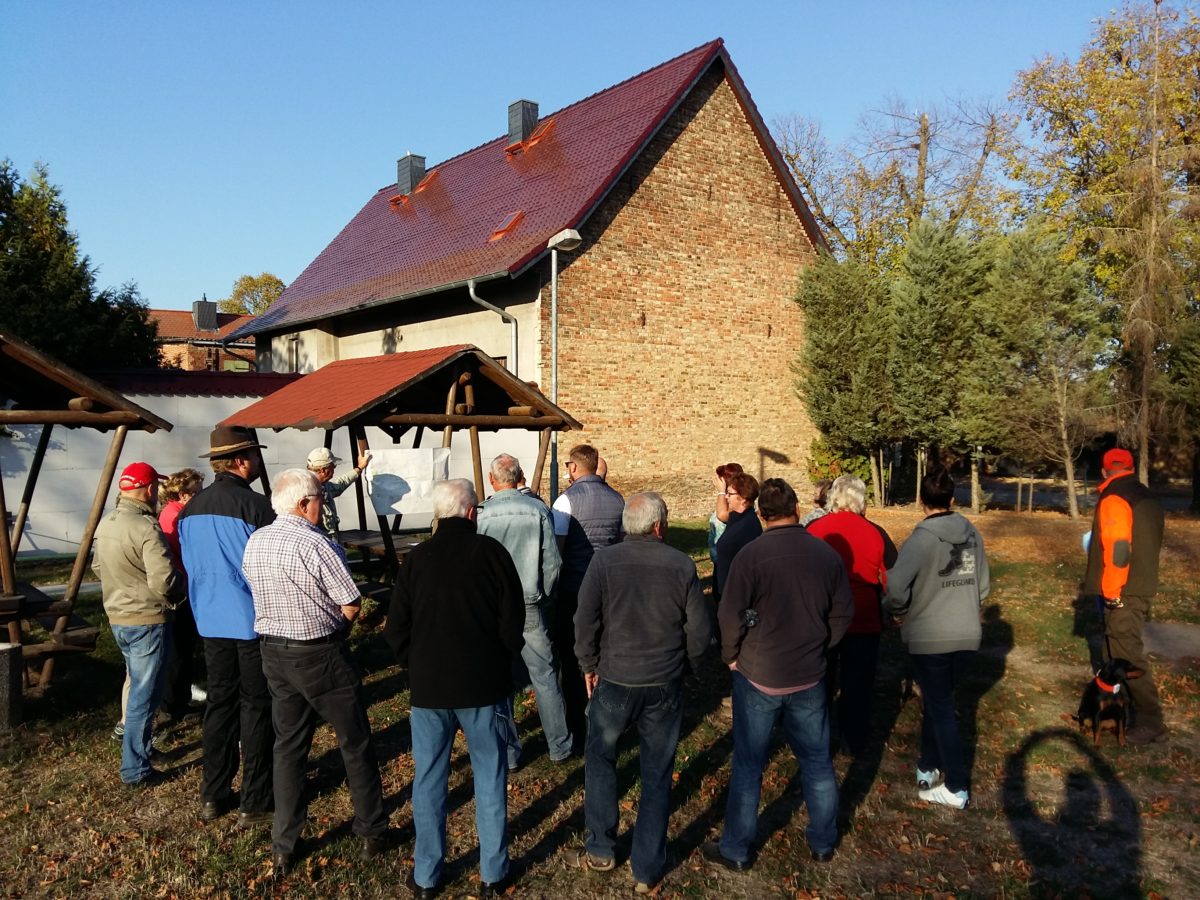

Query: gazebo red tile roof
left=221, top=345, right=580, bottom=432
left=235, top=39, right=821, bottom=340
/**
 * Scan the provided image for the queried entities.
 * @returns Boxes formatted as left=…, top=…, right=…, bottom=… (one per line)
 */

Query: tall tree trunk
left=970, top=447, right=981, bottom=514
left=1064, top=456, right=1080, bottom=521
left=868, top=449, right=883, bottom=508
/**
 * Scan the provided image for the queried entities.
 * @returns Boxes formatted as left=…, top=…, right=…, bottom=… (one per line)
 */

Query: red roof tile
left=150, top=309, right=256, bottom=343
left=236, top=40, right=821, bottom=340
left=222, top=344, right=582, bottom=431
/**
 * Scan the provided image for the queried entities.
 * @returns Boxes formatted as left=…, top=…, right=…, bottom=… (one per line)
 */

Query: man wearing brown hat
left=1083, top=447, right=1167, bottom=744
left=93, top=462, right=183, bottom=786
left=179, top=425, right=277, bottom=824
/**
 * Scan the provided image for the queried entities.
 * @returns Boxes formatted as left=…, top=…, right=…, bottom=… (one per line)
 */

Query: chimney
left=397, top=153, right=426, bottom=195
left=193, top=294, right=218, bottom=332
left=508, top=99, right=538, bottom=146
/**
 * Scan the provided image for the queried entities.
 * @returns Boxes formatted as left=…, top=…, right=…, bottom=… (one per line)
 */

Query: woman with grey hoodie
left=884, top=467, right=990, bottom=810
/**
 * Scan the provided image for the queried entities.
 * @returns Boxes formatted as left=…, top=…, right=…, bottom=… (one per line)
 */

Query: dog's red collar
left=1094, top=675, right=1121, bottom=694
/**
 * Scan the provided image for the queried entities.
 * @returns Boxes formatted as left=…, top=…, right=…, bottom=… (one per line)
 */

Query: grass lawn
left=2, top=507, right=1197, bottom=898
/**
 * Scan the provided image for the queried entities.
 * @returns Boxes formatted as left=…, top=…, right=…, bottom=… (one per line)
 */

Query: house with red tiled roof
left=152, top=299, right=256, bottom=372
left=232, top=39, right=824, bottom=513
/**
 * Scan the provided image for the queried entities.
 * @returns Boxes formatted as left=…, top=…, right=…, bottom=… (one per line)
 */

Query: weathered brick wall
left=545, top=68, right=818, bottom=517
left=160, top=343, right=254, bottom=371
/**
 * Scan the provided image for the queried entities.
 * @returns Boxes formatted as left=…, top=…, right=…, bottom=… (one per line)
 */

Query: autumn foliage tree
left=219, top=272, right=284, bottom=315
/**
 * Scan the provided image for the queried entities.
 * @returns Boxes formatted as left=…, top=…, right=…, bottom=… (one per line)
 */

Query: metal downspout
left=467, top=279, right=517, bottom=374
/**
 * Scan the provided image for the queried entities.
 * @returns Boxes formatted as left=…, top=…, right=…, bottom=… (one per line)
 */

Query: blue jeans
left=721, top=671, right=838, bottom=861
left=410, top=704, right=509, bottom=888
left=499, top=602, right=573, bottom=764
left=111, top=623, right=171, bottom=783
left=909, top=650, right=975, bottom=793
left=584, top=678, right=682, bottom=885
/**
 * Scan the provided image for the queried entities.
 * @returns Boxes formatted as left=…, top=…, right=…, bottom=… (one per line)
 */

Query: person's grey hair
left=271, top=468, right=320, bottom=516
left=432, top=478, right=478, bottom=520
left=489, top=453, right=523, bottom=487
left=622, top=491, right=667, bottom=536
left=827, top=475, right=867, bottom=515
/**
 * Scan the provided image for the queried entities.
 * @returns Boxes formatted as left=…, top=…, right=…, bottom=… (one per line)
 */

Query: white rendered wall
left=2, top=392, right=541, bottom=556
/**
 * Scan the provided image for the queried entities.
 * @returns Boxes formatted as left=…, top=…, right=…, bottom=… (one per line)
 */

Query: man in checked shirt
left=242, top=468, right=389, bottom=877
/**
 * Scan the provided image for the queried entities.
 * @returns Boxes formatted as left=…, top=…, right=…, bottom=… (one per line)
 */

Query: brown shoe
left=1126, top=724, right=1168, bottom=745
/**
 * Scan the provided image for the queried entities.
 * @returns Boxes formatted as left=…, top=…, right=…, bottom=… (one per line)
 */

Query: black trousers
left=161, top=600, right=200, bottom=717
left=826, top=632, right=881, bottom=755
left=260, top=637, right=388, bottom=855
left=201, top=637, right=274, bottom=813
left=551, top=589, right=588, bottom=748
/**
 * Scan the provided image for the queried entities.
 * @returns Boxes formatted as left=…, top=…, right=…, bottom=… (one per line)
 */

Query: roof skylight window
left=489, top=211, right=525, bottom=241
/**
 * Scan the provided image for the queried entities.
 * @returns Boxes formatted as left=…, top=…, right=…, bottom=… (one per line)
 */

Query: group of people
left=91, top=426, right=1167, bottom=895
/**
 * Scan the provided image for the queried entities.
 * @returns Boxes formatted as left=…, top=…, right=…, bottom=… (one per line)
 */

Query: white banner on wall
left=364, top=447, right=451, bottom=515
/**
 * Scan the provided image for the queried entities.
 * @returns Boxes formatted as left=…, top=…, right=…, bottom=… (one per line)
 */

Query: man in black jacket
left=704, top=478, right=852, bottom=872
left=385, top=479, right=524, bottom=898
left=570, top=491, right=709, bottom=893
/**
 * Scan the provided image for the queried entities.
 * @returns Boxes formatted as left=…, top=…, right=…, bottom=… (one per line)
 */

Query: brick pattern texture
left=544, top=69, right=818, bottom=516
left=161, top=343, right=254, bottom=372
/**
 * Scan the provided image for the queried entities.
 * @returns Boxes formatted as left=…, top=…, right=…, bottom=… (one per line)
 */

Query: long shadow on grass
left=1003, top=728, right=1141, bottom=898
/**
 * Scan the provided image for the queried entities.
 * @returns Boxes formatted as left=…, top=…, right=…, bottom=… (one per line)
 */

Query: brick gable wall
left=546, top=68, right=818, bottom=516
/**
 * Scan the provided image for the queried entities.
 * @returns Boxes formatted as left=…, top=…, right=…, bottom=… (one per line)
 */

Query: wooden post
left=442, top=375, right=458, bottom=449
left=0, top=452, right=21, bottom=649
left=532, top=427, right=551, bottom=496
left=39, top=425, right=128, bottom=688
left=10, top=424, right=52, bottom=555
left=352, top=426, right=368, bottom=531
left=357, top=426, right=398, bottom=578
left=1028, top=478, right=1035, bottom=513
left=1015, top=478, right=1022, bottom=513
left=464, top=380, right=485, bottom=498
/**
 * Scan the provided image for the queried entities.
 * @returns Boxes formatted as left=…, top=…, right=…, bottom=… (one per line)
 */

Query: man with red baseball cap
left=1082, top=447, right=1167, bottom=744
left=93, top=461, right=182, bottom=786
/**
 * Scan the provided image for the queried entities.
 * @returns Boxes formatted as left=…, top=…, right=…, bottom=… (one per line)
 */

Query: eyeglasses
left=724, top=490, right=740, bottom=499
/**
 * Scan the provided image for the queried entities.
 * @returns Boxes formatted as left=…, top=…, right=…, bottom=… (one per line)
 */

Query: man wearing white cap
left=93, top=462, right=182, bottom=787
left=306, top=447, right=371, bottom=540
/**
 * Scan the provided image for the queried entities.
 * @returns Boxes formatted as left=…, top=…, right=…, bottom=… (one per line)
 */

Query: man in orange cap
left=1083, top=448, right=1167, bottom=744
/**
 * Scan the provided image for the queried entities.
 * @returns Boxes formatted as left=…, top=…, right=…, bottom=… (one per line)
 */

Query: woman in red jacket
left=807, top=475, right=897, bottom=756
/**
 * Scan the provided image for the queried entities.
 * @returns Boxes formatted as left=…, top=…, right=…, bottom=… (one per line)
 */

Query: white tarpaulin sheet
left=364, top=447, right=450, bottom=515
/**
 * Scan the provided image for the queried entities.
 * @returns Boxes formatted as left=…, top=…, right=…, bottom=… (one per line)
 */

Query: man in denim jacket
left=477, top=454, right=570, bottom=764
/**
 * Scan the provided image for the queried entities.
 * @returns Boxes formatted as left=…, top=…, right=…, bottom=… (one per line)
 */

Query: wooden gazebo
left=222, top=344, right=581, bottom=576
left=0, top=332, right=173, bottom=700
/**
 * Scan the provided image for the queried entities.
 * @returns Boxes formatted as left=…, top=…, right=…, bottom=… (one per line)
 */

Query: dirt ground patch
left=1, top=508, right=1196, bottom=898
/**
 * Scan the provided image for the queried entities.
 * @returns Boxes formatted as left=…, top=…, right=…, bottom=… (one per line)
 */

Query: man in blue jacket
left=179, top=425, right=276, bottom=827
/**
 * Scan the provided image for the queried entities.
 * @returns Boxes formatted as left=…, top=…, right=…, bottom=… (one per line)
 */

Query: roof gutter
left=227, top=271, right=511, bottom=343
left=467, top=279, right=517, bottom=376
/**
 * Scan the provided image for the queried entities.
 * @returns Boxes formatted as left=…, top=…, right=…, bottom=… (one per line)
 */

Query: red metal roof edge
left=98, top=369, right=302, bottom=398
left=716, top=47, right=828, bottom=253
left=507, top=39, right=726, bottom=278
left=229, top=271, right=510, bottom=341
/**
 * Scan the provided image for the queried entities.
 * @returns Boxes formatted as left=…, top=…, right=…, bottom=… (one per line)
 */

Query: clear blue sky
left=3, top=0, right=1118, bottom=311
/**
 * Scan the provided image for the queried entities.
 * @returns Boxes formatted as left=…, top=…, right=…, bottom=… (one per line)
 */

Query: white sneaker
left=190, top=684, right=208, bottom=703
left=916, top=767, right=942, bottom=790
left=919, top=783, right=969, bottom=809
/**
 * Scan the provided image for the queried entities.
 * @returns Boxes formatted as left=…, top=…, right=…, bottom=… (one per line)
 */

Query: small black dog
left=1075, top=658, right=1143, bottom=747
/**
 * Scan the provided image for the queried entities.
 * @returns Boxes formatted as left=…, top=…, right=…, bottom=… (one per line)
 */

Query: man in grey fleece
left=570, top=492, right=709, bottom=892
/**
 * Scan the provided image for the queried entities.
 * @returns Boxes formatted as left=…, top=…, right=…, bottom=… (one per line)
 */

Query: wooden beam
left=67, top=397, right=94, bottom=411
left=0, top=450, right=20, bottom=650
left=381, top=414, right=564, bottom=429
left=507, top=406, right=539, bottom=417
left=39, top=424, right=128, bottom=687
left=353, top=425, right=368, bottom=532
left=10, top=424, right=52, bottom=555
left=0, top=410, right=141, bottom=427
